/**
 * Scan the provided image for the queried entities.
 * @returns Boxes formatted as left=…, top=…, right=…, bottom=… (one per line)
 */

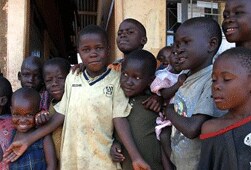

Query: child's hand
left=110, top=141, right=125, bottom=162
left=35, top=111, right=50, bottom=126
left=3, top=139, right=29, bottom=163
left=132, top=158, right=152, bottom=170
left=142, top=94, right=163, bottom=112
left=177, top=73, right=187, bottom=86
left=71, top=63, right=85, bottom=75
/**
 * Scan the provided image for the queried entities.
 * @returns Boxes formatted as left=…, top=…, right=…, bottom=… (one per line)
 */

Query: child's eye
left=136, top=77, right=141, bottom=80
left=96, top=47, right=104, bottom=51
left=117, top=31, right=122, bottom=36
left=81, top=48, right=90, bottom=53
left=223, top=12, right=229, bottom=19
left=223, top=78, right=232, bottom=82
left=128, top=31, right=134, bottom=35
left=123, top=73, right=128, bottom=77
left=45, top=79, right=52, bottom=83
left=235, top=11, right=244, bottom=16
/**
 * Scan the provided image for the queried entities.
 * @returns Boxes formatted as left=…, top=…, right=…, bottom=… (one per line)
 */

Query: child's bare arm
left=3, top=112, right=64, bottom=163
left=142, top=94, right=163, bottom=112
left=113, top=117, right=151, bottom=170
left=165, top=104, right=211, bottom=139
left=43, top=134, right=57, bottom=170
left=160, top=73, right=187, bottom=100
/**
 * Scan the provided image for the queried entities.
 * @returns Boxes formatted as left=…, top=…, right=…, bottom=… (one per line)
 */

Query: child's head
left=222, top=0, right=251, bottom=48
left=120, top=49, right=156, bottom=97
left=11, top=87, right=40, bottom=133
left=77, top=25, right=109, bottom=78
left=117, top=18, right=147, bottom=55
left=0, top=77, right=12, bottom=114
left=43, top=58, right=71, bottom=102
left=156, top=46, right=172, bottom=68
left=174, top=17, right=222, bottom=74
left=18, top=56, right=44, bottom=91
left=212, top=47, right=251, bottom=111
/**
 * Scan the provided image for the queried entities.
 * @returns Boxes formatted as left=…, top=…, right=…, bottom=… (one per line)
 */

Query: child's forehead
left=119, top=21, right=140, bottom=30
left=79, top=33, right=107, bottom=44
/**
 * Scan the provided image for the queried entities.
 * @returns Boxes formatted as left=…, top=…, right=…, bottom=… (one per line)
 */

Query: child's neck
left=15, top=127, right=36, bottom=137
left=169, top=68, right=181, bottom=74
left=236, top=42, right=251, bottom=49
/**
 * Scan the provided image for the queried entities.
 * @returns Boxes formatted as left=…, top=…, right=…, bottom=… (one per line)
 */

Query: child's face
left=222, top=0, right=251, bottom=47
left=157, top=49, right=171, bottom=68
left=78, top=33, right=109, bottom=78
left=212, top=56, right=251, bottom=111
left=18, top=63, right=43, bottom=91
left=11, top=100, right=37, bottom=133
left=43, top=65, right=67, bottom=101
left=174, top=25, right=210, bottom=73
left=169, top=52, right=181, bottom=72
left=117, top=21, right=146, bottom=54
left=120, top=59, right=152, bottom=97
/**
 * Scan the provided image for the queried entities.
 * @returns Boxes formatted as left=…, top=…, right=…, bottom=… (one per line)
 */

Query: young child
left=111, top=49, right=163, bottom=170
left=0, top=77, right=14, bottom=169
left=108, top=18, right=147, bottom=71
left=18, top=56, right=50, bottom=110
left=156, top=46, right=172, bottom=70
left=9, top=87, right=56, bottom=170
left=4, top=25, right=150, bottom=170
left=150, top=49, right=187, bottom=169
left=42, top=57, right=71, bottom=168
left=198, top=47, right=251, bottom=170
left=164, top=17, right=225, bottom=170
left=222, top=0, right=251, bottom=49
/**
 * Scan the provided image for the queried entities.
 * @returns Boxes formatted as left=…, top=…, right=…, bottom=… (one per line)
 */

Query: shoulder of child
left=201, top=118, right=222, bottom=135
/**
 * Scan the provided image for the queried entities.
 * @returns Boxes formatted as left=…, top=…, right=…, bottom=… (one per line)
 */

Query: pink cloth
left=151, top=66, right=181, bottom=140
left=39, top=87, right=50, bottom=111
left=155, top=112, right=172, bottom=140
left=0, top=115, right=14, bottom=170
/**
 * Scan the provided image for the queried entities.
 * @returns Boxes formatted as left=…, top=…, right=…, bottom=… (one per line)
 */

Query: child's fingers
left=35, top=111, right=49, bottom=125
left=112, top=153, right=125, bottom=162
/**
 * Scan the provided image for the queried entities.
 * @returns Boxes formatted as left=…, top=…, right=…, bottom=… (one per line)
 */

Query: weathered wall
left=6, top=0, right=29, bottom=90
left=0, top=0, right=8, bottom=76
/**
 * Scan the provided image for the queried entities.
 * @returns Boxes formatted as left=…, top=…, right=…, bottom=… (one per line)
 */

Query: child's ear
left=141, top=37, right=147, bottom=46
left=0, top=96, right=8, bottom=107
left=17, top=71, right=21, bottom=80
left=208, top=37, right=218, bottom=53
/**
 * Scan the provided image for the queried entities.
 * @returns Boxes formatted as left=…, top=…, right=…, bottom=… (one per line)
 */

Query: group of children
left=0, top=0, right=251, bottom=169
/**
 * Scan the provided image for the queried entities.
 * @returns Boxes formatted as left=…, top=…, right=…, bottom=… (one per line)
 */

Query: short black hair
left=123, top=18, right=147, bottom=37
left=77, top=25, right=108, bottom=47
left=181, top=17, right=222, bottom=54
left=21, top=56, right=43, bottom=71
left=43, top=57, right=71, bottom=76
left=123, top=49, right=156, bottom=77
left=12, top=87, right=41, bottom=113
left=218, top=47, right=251, bottom=73
left=157, top=46, right=172, bottom=59
left=0, top=77, right=12, bottom=114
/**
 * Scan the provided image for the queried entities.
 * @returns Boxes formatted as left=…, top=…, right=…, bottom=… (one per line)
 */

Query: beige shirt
left=55, top=69, right=131, bottom=170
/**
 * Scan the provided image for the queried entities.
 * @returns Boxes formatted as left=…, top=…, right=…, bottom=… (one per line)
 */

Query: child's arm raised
left=165, top=104, right=211, bottom=139
left=3, top=112, right=64, bottom=162
left=113, top=117, right=151, bottom=170
left=43, top=134, right=57, bottom=170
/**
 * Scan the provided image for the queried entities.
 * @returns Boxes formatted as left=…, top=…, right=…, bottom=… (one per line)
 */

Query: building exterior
left=0, top=0, right=228, bottom=90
